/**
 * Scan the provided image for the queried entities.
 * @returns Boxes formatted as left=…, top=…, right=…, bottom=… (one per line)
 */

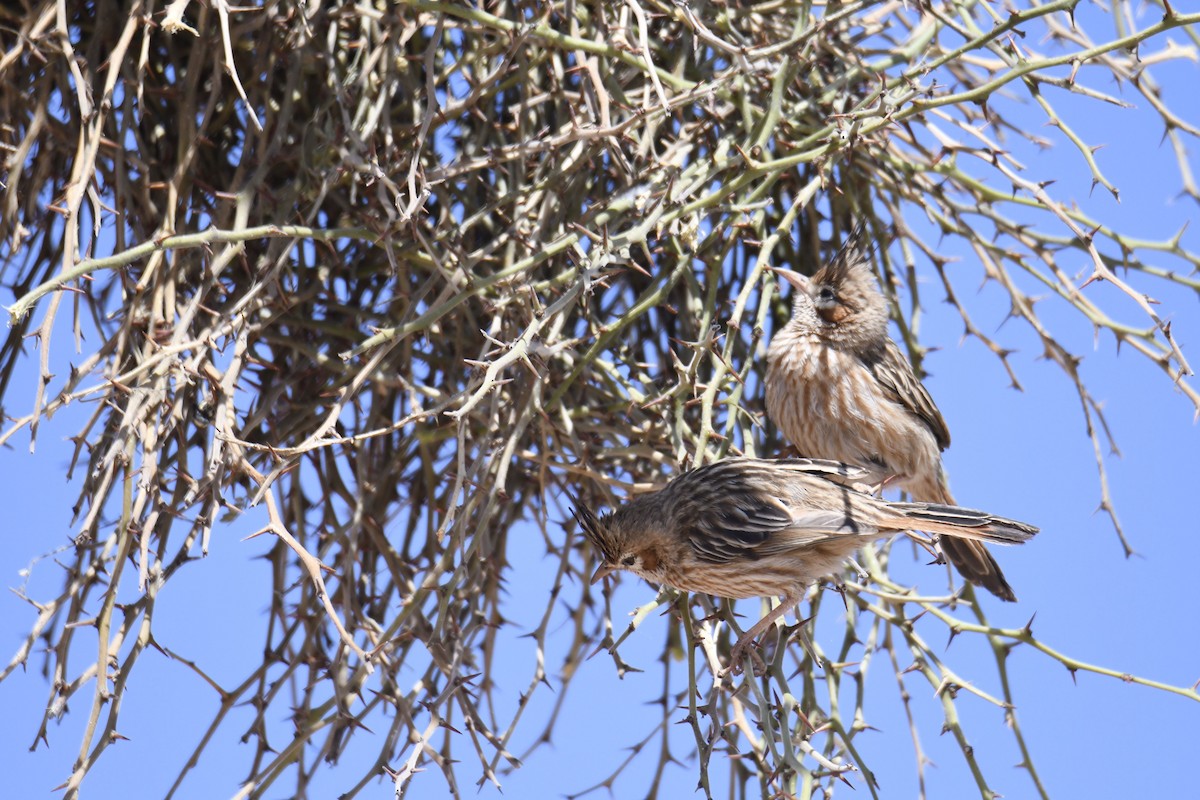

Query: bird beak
left=590, top=563, right=616, bottom=585
left=769, top=266, right=810, bottom=293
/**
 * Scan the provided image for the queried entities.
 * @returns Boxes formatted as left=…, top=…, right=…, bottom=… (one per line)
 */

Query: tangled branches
left=1, top=1, right=1197, bottom=798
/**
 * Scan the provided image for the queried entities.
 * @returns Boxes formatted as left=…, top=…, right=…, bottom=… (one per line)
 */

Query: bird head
left=772, top=224, right=889, bottom=348
left=571, top=501, right=662, bottom=585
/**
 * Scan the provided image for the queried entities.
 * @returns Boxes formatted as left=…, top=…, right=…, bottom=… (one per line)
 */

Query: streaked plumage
left=573, top=458, right=1037, bottom=668
left=766, top=226, right=1017, bottom=600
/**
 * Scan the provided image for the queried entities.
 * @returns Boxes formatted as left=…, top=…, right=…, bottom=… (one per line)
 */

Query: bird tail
left=883, top=502, right=1039, bottom=546
left=904, top=469, right=1024, bottom=602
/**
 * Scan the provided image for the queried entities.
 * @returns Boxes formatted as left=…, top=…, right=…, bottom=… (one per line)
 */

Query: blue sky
left=2, top=15, right=1198, bottom=800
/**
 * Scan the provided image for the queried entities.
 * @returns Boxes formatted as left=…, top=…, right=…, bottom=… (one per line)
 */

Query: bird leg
left=726, top=593, right=803, bottom=676
left=868, top=474, right=893, bottom=497
left=725, top=640, right=766, bottom=677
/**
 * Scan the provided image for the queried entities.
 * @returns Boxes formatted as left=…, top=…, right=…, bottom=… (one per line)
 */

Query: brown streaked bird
left=765, top=225, right=1018, bottom=600
left=573, top=458, right=1037, bottom=668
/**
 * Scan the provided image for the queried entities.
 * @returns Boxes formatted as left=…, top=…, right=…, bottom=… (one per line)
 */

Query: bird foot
left=722, top=637, right=768, bottom=677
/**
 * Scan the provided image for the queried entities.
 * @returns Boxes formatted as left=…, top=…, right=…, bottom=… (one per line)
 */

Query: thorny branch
left=0, top=1, right=1197, bottom=798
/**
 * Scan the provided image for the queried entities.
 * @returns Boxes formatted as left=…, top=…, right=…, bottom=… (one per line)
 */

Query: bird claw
left=723, top=638, right=769, bottom=677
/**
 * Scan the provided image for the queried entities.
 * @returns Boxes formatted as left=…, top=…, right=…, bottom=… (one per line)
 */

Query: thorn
left=946, top=625, right=961, bottom=649
left=1170, top=220, right=1190, bottom=247
left=731, top=142, right=760, bottom=169
left=587, top=641, right=612, bottom=660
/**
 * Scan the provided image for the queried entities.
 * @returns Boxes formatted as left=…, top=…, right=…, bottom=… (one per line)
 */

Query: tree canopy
left=1, top=1, right=1197, bottom=798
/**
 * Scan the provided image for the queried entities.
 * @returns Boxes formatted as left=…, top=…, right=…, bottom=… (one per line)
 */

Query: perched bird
left=573, top=458, right=1037, bottom=669
left=766, top=226, right=1018, bottom=600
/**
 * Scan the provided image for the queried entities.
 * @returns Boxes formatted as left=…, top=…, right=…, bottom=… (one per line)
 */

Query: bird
left=573, top=458, right=1038, bottom=670
left=765, top=224, right=1019, bottom=601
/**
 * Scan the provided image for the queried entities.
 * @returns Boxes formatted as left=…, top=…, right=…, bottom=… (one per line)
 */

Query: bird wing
left=750, top=505, right=879, bottom=557
left=680, top=461, right=874, bottom=563
left=684, top=487, right=795, bottom=563
left=768, top=458, right=876, bottom=490
left=867, top=339, right=951, bottom=450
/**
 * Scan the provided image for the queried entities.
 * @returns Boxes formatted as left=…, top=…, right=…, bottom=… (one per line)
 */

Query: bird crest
left=804, top=223, right=891, bottom=346
left=571, top=502, right=618, bottom=564
left=812, top=223, right=875, bottom=291
left=808, top=224, right=880, bottom=322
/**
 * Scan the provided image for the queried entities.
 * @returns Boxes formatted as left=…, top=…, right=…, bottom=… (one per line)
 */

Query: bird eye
left=621, top=555, right=637, bottom=567
left=817, top=286, right=836, bottom=303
